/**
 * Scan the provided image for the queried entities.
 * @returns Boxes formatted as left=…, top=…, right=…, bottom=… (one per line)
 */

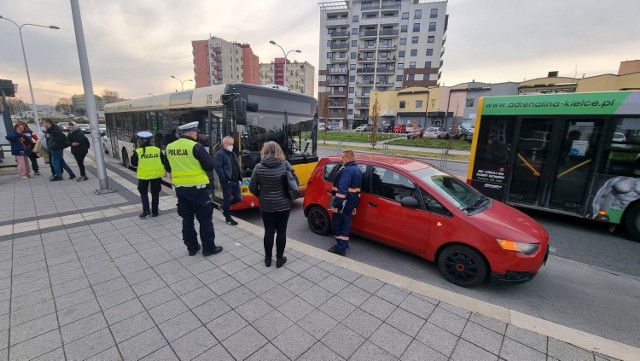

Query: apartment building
left=318, top=0, right=448, bottom=128
left=192, top=36, right=260, bottom=88
left=259, top=59, right=316, bottom=96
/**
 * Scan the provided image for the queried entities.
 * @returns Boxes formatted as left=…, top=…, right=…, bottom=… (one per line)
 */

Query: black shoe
left=49, top=176, right=63, bottom=182
left=76, top=176, right=88, bottom=182
left=69, top=174, right=76, bottom=180
left=139, top=210, right=151, bottom=218
left=225, top=218, right=238, bottom=226
left=327, top=245, right=346, bottom=256
left=152, top=211, right=159, bottom=217
left=276, top=257, right=287, bottom=268
left=265, top=258, right=272, bottom=267
left=202, top=246, right=223, bottom=257
left=188, top=245, right=201, bottom=256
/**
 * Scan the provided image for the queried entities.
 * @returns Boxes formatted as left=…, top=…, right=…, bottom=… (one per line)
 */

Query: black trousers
left=138, top=178, right=161, bottom=213
left=176, top=186, right=216, bottom=254
left=28, top=152, right=39, bottom=173
left=73, top=152, right=87, bottom=177
left=261, top=209, right=290, bottom=260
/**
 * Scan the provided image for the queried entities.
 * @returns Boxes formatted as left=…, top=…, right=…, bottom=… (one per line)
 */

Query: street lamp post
left=0, top=15, right=60, bottom=133
left=170, top=76, right=193, bottom=91
left=269, top=40, right=301, bottom=89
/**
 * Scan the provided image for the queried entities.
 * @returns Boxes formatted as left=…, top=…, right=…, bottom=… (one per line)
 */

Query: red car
left=303, top=155, right=549, bottom=287
left=392, top=124, right=406, bottom=133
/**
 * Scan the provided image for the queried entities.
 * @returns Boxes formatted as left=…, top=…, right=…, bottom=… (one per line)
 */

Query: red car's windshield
left=411, top=167, right=489, bottom=213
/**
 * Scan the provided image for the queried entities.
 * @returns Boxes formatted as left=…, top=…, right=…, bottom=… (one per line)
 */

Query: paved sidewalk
left=0, top=154, right=636, bottom=361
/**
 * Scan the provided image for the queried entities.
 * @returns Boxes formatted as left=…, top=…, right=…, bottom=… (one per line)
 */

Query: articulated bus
left=104, top=83, right=319, bottom=210
left=467, top=91, right=640, bottom=239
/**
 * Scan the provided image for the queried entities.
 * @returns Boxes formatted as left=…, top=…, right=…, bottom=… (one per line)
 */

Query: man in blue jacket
left=328, top=149, right=363, bottom=256
left=213, top=136, right=242, bottom=225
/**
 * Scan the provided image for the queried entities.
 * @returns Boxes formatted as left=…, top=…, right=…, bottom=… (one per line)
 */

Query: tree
left=101, top=89, right=122, bottom=104
left=320, top=94, right=329, bottom=144
left=369, top=95, right=380, bottom=149
left=56, top=98, right=72, bottom=114
left=5, top=98, right=30, bottom=115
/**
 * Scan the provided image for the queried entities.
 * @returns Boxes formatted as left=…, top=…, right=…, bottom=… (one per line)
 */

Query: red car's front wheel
left=438, top=245, right=488, bottom=287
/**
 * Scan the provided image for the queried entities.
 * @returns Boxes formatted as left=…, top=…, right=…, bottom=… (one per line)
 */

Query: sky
left=1, top=0, right=639, bottom=105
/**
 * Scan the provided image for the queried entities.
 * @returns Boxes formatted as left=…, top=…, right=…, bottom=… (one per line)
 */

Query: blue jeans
left=50, top=149, right=75, bottom=177
left=221, top=181, right=242, bottom=220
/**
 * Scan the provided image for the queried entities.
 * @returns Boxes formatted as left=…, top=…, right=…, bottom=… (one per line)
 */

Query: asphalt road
left=235, top=148, right=640, bottom=349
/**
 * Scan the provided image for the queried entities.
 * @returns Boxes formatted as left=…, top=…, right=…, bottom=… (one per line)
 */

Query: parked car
left=407, top=127, right=424, bottom=139
left=318, top=123, right=327, bottom=132
left=448, top=126, right=470, bottom=139
left=354, top=124, right=372, bottom=132
left=378, top=123, right=392, bottom=133
left=57, top=121, right=69, bottom=132
left=424, top=126, right=447, bottom=139
left=392, top=124, right=406, bottom=133
left=466, top=126, right=475, bottom=142
left=613, top=132, right=626, bottom=143
left=76, top=123, right=91, bottom=134
left=99, top=124, right=106, bottom=136
left=303, top=155, right=549, bottom=287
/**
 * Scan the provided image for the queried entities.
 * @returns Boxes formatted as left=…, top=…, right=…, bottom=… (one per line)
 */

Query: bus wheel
left=624, top=204, right=640, bottom=241
left=437, top=244, right=488, bottom=287
left=307, top=205, right=331, bottom=235
left=122, top=149, right=130, bottom=169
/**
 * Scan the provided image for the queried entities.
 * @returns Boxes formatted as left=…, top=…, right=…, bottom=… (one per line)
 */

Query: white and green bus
left=467, top=91, right=640, bottom=239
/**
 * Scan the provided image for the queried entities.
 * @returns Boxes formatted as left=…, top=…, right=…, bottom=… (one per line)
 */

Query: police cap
left=178, top=121, right=199, bottom=131
left=137, top=131, right=153, bottom=140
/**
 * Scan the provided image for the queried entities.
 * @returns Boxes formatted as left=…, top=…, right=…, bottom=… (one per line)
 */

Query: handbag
left=284, top=168, right=300, bottom=201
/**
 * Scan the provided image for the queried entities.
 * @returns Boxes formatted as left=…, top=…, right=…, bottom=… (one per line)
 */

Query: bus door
left=508, top=117, right=603, bottom=214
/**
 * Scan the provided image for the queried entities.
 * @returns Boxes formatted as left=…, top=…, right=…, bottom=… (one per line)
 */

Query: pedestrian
left=131, top=131, right=165, bottom=218
left=66, top=121, right=90, bottom=181
left=23, top=124, right=40, bottom=176
left=32, top=130, right=50, bottom=169
left=213, top=135, right=243, bottom=225
left=164, top=121, right=223, bottom=257
left=328, top=149, right=363, bottom=256
left=5, top=122, right=34, bottom=179
left=42, top=118, right=76, bottom=181
left=249, top=141, right=299, bottom=268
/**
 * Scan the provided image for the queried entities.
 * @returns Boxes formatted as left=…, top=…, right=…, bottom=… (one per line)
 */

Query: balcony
left=329, top=103, right=346, bottom=108
left=361, top=4, right=380, bottom=11
left=327, top=80, right=348, bottom=86
left=379, top=29, right=399, bottom=37
left=358, top=45, right=377, bottom=50
left=440, top=47, right=445, bottom=57
left=328, top=92, right=347, bottom=97
left=327, top=68, right=348, bottom=74
left=360, top=30, right=379, bottom=38
left=329, top=30, right=350, bottom=38
left=329, top=57, right=348, bottom=63
left=355, top=103, right=370, bottom=109
left=378, top=57, right=396, bottom=63
left=356, top=80, right=374, bottom=85
left=381, top=3, right=401, bottom=10
left=325, top=16, right=349, bottom=26
left=379, top=16, right=399, bottom=25
left=442, top=35, right=447, bottom=45
left=376, top=67, right=395, bottom=73
left=211, top=56, right=221, bottom=62
left=358, top=57, right=376, bottom=63
left=357, top=68, right=375, bottom=74
left=330, top=43, right=349, bottom=50
left=378, top=43, right=396, bottom=50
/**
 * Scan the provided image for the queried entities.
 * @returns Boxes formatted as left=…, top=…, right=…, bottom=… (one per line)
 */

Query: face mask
left=226, top=145, right=234, bottom=152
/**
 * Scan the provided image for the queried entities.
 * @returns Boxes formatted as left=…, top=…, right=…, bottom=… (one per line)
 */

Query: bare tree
left=320, top=94, right=329, bottom=144
left=101, top=89, right=122, bottom=104
left=56, top=98, right=72, bottom=114
left=370, top=95, right=380, bottom=149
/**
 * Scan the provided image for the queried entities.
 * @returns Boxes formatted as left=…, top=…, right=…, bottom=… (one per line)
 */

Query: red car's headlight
left=497, top=239, right=540, bottom=255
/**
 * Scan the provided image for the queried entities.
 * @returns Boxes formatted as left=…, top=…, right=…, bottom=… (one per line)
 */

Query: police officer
left=131, top=131, right=165, bottom=218
left=164, top=121, right=223, bottom=257
left=328, top=149, right=363, bottom=256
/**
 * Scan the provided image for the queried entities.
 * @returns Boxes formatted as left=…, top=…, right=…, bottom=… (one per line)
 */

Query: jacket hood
left=261, top=156, right=284, bottom=168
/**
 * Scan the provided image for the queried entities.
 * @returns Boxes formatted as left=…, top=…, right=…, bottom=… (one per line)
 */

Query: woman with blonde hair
left=249, top=141, right=299, bottom=268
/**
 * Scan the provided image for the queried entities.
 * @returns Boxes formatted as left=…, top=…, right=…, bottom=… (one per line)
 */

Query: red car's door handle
left=369, top=201, right=378, bottom=207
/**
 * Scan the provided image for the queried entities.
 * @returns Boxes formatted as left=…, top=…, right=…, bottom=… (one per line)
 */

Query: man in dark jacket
left=328, top=149, right=363, bottom=256
left=43, top=119, right=76, bottom=181
left=213, top=136, right=242, bottom=225
left=66, top=122, right=90, bottom=181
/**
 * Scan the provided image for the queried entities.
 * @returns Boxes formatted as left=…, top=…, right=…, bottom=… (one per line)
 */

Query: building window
left=410, top=49, right=417, bottom=56
left=399, top=101, right=406, bottom=108
left=327, top=52, right=334, bottom=59
left=412, top=36, right=419, bottom=44
left=351, top=40, right=357, bottom=47
left=396, top=75, right=403, bottom=81
left=399, top=38, right=406, bottom=45
left=340, top=52, right=346, bottom=58
left=408, top=74, right=415, bottom=81
left=401, top=25, right=407, bottom=33
left=409, top=62, right=416, bottom=68
left=348, top=98, right=354, bottom=104
left=426, top=48, right=433, bottom=56
left=430, top=8, right=438, bottom=18
left=425, top=61, right=432, bottom=67
left=349, top=87, right=354, bottom=93
left=349, top=75, right=355, bottom=82
left=350, top=64, right=356, bottom=70
left=351, top=52, right=357, bottom=59
left=402, top=12, right=409, bottom=19
left=427, top=36, right=435, bottom=43
left=352, top=15, right=359, bottom=22
left=416, top=100, right=423, bottom=108
left=466, top=98, right=475, bottom=108
left=414, top=9, right=422, bottom=19
left=352, top=28, right=358, bottom=35
left=398, top=50, right=405, bottom=58
left=428, top=22, right=436, bottom=31
left=398, top=63, right=404, bottom=69
left=413, top=23, right=420, bottom=32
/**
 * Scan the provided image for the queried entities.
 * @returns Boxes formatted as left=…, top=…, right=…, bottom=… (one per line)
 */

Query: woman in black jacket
left=249, top=141, right=299, bottom=268
left=66, top=122, right=90, bottom=181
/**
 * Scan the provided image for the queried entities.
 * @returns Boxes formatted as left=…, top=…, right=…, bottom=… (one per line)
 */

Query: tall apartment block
left=192, top=36, right=260, bottom=88
left=318, top=0, right=448, bottom=128
left=259, top=59, right=316, bottom=96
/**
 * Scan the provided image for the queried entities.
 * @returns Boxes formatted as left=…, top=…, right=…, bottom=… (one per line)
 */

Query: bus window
left=603, top=117, right=640, bottom=177
left=475, top=116, right=514, bottom=164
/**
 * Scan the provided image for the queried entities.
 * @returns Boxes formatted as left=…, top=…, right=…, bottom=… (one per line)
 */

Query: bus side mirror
left=234, top=98, right=247, bottom=125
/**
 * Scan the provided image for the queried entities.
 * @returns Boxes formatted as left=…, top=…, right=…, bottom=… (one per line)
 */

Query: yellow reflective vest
left=135, top=146, right=165, bottom=180
left=166, top=138, right=209, bottom=186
